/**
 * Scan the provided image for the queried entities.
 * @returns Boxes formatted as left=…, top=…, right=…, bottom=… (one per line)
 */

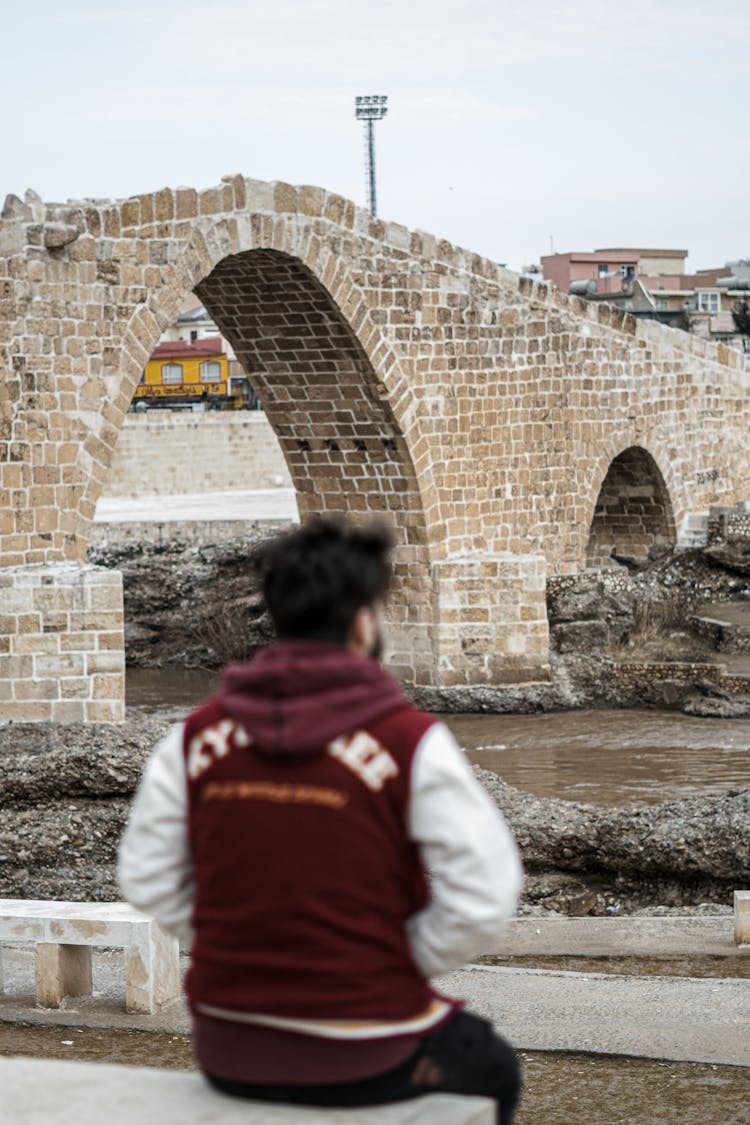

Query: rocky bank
left=87, top=537, right=276, bottom=670
left=88, top=535, right=750, bottom=717
left=0, top=717, right=746, bottom=915
left=0, top=533, right=741, bottom=915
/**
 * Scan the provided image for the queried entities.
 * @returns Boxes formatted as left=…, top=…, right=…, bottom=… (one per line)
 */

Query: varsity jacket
left=118, top=641, right=523, bottom=1075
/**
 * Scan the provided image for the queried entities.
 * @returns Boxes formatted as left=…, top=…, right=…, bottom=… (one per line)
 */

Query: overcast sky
left=4, top=0, right=747, bottom=272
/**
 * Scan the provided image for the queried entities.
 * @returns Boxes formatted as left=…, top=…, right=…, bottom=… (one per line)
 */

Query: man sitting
left=119, top=517, right=523, bottom=1122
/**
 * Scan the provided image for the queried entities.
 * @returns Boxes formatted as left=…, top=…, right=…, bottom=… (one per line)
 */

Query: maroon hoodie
left=182, top=640, right=442, bottom=1055
left=219, top=640, right=410, bottom=755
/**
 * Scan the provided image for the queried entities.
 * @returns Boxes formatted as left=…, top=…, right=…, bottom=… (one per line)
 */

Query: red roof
left=150, top=337, right=224, bottom=360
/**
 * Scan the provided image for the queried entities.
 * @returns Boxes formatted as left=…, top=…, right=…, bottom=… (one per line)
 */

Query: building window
left=597, top=264, right=610, bottom=277
left=161, top=362, right=183, bottom=385
left=200, top=361, right=222, bottom=383
left=696, top=291, right=720, bottom=314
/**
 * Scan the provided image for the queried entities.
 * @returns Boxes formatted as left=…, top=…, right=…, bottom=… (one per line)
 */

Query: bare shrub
left=194, top=601, right=272, bottom=667
left=630, top=591, right=694, bottom=638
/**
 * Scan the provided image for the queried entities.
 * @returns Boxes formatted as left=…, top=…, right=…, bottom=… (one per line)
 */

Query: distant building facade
left=541, top=247, right=689, bottom=297
left=134, top=303, right=260, bottom=410
left=541, top=248, right=750, bottom=351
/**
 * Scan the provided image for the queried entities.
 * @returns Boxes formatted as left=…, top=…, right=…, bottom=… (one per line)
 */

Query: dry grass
left=630, top=591, right=694, bottom=637
left=616, top=590, right=713, bottom=662
left=193, top=603, right=269, bottom=666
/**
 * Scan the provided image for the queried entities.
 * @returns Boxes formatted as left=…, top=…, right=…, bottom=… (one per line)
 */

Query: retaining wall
left=103, top=411, right=292, bottom=497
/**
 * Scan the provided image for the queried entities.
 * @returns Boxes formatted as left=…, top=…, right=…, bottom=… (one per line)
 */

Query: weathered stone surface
left=703, top=542, right=750, bottom=576
left=0, top=718, right=164, bottom=803
left=0, top=718, right=166, bottom=901
left=479, top=768, right=750, bottom=886
left=682, top=691, right=750, bottom=719
left=23, top=188, right=44, bottom=223
left=552, top=620, right=610, bottom=653
left=42, top=222, right=80, bottom=249
left=87, top=537, right=274, bottom=669
left=1, top=193, right=32, bottom=221
left=35, top=942, right=92, bottom=1007
left=547, top=575, right=631, bottom=627
left=0, top=1058, right=494, bottom=1125
left=412, top=675, right=579, bottom=716
left=542, top=543, right=750, bottom=708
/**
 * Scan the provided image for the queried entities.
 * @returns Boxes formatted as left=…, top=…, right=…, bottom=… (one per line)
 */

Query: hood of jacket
left=218, top=640, right=410, bottom=757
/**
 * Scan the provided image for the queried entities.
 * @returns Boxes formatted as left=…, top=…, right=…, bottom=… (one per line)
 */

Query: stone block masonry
left=707, top=501, right=750, bottom=545
left=103, top=411, right=292, bottom=497
left=0, top=564, right=124, bottom=723
left=433, top=554, right=550, bottom=685
left=1, top=174, right=749, bottom=716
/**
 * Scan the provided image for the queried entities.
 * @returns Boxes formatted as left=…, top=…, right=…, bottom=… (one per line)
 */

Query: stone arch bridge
left=1, top=176, right=748, bottom=720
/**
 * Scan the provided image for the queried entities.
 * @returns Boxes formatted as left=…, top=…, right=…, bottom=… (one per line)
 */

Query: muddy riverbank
left=1, top=535, right=745, bottom=916
left=0, top=715, right=746, bottom=915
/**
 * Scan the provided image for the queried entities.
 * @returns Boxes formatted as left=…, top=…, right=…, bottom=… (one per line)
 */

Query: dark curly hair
left=257, top=516, right=393, bottom=643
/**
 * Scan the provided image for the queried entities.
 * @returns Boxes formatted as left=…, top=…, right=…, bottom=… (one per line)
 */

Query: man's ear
left=349, top=606, right=376, bottom=655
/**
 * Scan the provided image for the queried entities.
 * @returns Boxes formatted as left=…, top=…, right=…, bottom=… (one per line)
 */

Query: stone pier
left=0, top=564, right=124, bottom=723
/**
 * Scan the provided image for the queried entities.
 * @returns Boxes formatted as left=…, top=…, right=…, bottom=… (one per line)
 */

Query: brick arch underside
left=586, top=446, right=676, bottom=568
left=194, top=249, right=434, bottom=685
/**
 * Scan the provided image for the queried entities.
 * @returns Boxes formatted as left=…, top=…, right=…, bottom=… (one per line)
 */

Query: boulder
left=43, top=222, right=80, bottom=249
left=478, top=767, right=750, bottom=886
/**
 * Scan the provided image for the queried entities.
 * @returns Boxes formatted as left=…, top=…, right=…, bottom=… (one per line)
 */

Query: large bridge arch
left=77, top=218, right=439, bottom=685
left=76, top=212, right=437, bottom=540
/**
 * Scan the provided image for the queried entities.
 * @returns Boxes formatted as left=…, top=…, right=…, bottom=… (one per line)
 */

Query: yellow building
left=134, top=338, right=233, bottom=405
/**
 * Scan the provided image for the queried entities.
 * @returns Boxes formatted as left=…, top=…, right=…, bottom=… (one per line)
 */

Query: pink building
left=541, top=248, right=688, bottom=295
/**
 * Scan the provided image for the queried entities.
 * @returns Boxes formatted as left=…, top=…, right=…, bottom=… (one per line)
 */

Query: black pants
left=205, top=1011, right=521, bottom=1124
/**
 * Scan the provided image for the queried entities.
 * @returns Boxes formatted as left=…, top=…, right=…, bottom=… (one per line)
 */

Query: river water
left=126, top=669, right=750, bottom=807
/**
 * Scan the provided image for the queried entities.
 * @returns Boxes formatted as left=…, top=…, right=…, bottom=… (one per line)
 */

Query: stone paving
left=1, top=916, right=747, bottom=1067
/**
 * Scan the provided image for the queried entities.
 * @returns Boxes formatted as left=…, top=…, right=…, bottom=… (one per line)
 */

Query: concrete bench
left=0, top=1056, right=495, bottom=1123
left=0, top=900, right=180, bottom=1014
left=735, top=891, right=750, bottom=945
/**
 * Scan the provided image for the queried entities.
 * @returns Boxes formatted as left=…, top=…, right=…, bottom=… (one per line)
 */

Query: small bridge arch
left=586, top=445, right=677, bottom=568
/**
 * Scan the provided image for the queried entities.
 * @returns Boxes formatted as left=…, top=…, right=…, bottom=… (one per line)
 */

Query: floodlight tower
left=354, top=95, right=388, bottom=216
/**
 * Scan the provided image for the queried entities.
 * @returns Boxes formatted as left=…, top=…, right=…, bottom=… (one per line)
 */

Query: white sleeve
left=405, top=722, right=523, bottom=979
left=117, top=723, right=194, bottom=946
